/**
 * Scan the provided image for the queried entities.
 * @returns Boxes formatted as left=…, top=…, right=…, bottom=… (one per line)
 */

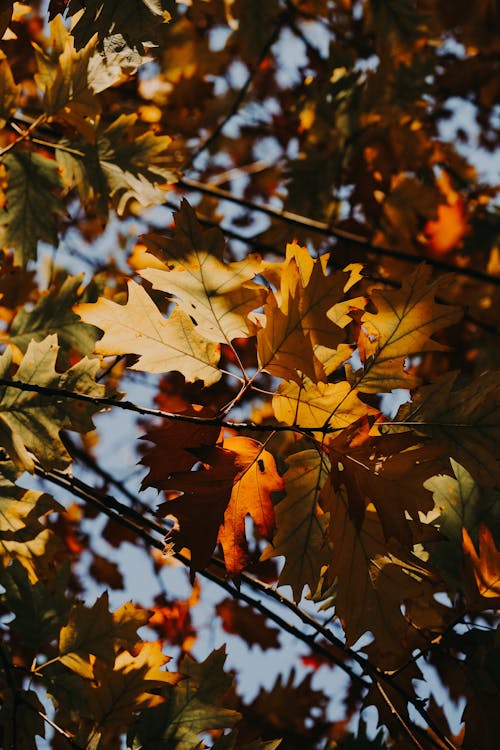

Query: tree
left=0, top=1, right=498, bottom=748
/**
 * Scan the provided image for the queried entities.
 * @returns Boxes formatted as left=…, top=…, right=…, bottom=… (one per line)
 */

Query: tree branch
left=34, top=464, right=458, bottom=750
left=177, top=177, right=500, bottom=287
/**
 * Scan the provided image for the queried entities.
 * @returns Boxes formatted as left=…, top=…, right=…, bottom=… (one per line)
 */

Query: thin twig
left=177, top=177, right=500, bottom=287
left=184, top=27, right=281, bottom=170
left=34, top=464, right=458, bottom=750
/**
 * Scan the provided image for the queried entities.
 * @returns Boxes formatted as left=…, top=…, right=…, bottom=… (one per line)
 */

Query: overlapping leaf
left=394, top=370, right=500, bottom=488
left=9, top=274, right=100, bottom=359
left=140, top=202, right=265, bottom=345
left=76, top=280, right=222, bottom=385
left=57, top=114, right=177, bottom=217
left=355, top=265, right=461, bottom=392
left=129, top=647, right=240, bottom=749
left=257, top=244, right=350, bottom=383
left=320, top=481, right=445, bottom=670
left=261, top=450, right=330, bottom=602
left=0, top=461, right=63, bottom=579
left=0, top=151, right=66, bottom=266
left=272, top=378, right=378, bottom=431
left=0, top=335, right=108, bottom=471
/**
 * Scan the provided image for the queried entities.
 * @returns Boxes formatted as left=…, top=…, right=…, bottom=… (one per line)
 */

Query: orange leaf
left=218, top=436, right=284, bottom=575
left=462, top=526, right=500, bottom=602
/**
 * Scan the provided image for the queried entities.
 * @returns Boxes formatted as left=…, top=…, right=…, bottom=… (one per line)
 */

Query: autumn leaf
left=76, top=280, right=222, bottom=385
left=0, top=55, right=19, bottom=128
left=261, top=450, right=330, bottom=602
left=272, top=378, right=379, bottom=431
left=33, top=16, right=99, bottom=136
left=216, top=599, right=280, bottom=650
left=0, top=559, right=69, bottom=650
left=0, top=459, right=63, bottom=580
left=0, top=151, right=66, bottom=266
left=328, top=429, right=447, bottom=547
left=9, top=274, right=100, bottom=361
left=156, top=443, right=239, bottom=571
left=425, top=171, right=469, bottom=256
left=257, top=244, right=348, bottom=383
left=394, top=370, right=500, bottom=488
left=462, top=525, right=500, bottom=604
left=129, top=646, right=241, bottom=748
left=140, top=408, right=221, bottom=491
left=87, top=641, right=179, bottom=732
left=355, top=265, right=461, bottom=392
left=58, top=591, right=150, bottom=678
left=218, top=436, right=283, bottom=575
left=321, top=480, right=444, bottom=670
left=424, top=460, right=500, bottom=591
left=140, top=201, right=265, bottom=345
left=57, top=113, right=177, bottom=217
left=0, top=335, right=108, bottom=471
left=65, top=0, right=172, bottom=51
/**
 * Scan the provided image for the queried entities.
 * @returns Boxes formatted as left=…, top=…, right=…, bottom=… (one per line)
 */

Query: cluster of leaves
left=0, top=2, right=499, bottom=750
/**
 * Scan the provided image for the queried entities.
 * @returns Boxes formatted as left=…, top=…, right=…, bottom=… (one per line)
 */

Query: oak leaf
left=321, top=480, right=443, bottom=670
left=329, top=429, right=446, bottom=547
left=88, top=641, right=179, bottom=732
left=0, top=335, right=108, bottom=471
left=76, top=280, right=222, bottom=385
left=0, top=151, right=66, bottom=266
left=9, top=274, right=100, bottom=361
left=394, top=370, right=500, bottom=488
left=129, top=647, right=240, bottom=748
left=272, top=378, right=378, bottom=431
left=257, top=243, right=348, bottom=382
left=59, top=591, right=150, bottom=678
left=355, top=265, right=461, bottom=392
left=261, top=449, right=330, bottom=602
left=424, top=460, right=500, bottom=591
left=140, top=202, right=265, bottom=345
left=216, top=598, right=280, bottom=651
left=0, top=460, right=63, bottom=580
left=218, top=436, right=283, bottom=575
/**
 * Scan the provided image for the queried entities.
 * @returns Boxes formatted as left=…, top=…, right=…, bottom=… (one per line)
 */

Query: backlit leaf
left=76, top=280, right=222, bottom=385
left=0, top=151, right=65, bottom=266
left=355, top=266, right=461, bottom=392
left=0, top=335, right=108, bottom=471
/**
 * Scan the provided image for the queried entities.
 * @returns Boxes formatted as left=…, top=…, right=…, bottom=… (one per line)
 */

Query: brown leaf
left=463, top=525, right=500, bottom=604
left=216, top=598, right=280, bottom=650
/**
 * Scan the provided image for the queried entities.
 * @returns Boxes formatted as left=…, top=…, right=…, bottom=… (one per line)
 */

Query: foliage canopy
left=0, top=2, right=499, bottom=749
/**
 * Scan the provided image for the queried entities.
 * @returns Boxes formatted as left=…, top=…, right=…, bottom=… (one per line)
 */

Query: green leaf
left=424, top=459, right=500, bottom=591
left=0, top=151, right=66, bottom=266
left=0, top=335, right=108, bottom=471
left=262, top=450, right=330, bottom=602
left=9, top=274, right=100, bottom=358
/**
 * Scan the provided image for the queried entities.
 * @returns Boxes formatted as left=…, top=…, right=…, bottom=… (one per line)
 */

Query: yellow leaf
left=357, top=265, right=461, bottom=392
left=258, top=243, right=348, bottom=382
left=272, top=378, right=378, bottom=431
left=75, top=280, right=221, bottom=385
